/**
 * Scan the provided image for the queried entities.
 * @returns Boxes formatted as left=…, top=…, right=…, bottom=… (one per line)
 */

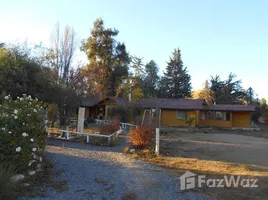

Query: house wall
left=82, top=106, right=100, bottom=119
left=197, top=111, right=232, bottom=127
left=161, top=110, right=196, bottom=127
left=199, top=119, right=232, bottom=127
left=197, top=111, right=251, bottom=128
left=232, top=112, right=251, bottom=128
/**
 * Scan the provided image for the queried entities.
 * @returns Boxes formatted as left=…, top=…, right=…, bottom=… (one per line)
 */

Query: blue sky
left=1, top=0, right=267, bottom=100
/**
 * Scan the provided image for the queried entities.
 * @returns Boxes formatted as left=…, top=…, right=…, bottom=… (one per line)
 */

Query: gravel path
left=27, top=139, right=214, bottom=200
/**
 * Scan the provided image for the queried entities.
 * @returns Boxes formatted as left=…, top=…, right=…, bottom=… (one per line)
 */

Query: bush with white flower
left=0, top=94, right=46, bottom=170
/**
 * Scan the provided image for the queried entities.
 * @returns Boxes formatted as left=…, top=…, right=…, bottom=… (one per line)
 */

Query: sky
left=1, top=0, right=268, bottom=100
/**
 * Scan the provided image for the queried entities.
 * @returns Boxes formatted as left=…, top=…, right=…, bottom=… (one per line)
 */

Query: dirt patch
left=161, top=132, right=268, bottom=166
left=155, top=131, right=268, bottom=199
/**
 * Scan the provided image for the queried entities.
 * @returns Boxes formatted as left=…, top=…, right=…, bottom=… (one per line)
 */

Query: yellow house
left=80, top=97, right=255, bottom=128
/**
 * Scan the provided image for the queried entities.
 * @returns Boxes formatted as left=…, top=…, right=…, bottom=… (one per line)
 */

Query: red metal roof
left=200, top=104, right=255, bottom=112
left=136, top=98, right=206, bottom=110
left=81, top=97, right=255, bottom=112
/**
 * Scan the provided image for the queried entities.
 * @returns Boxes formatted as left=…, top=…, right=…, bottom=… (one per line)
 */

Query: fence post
left=66, top=131, right=70, bottom=140
left=155, top=107, right=160, bottom=156
left=108, top=136, right=111, bottom=145
left=155, top=128, right=160, bottom=156
left=86, top=135, right=90, bottom=143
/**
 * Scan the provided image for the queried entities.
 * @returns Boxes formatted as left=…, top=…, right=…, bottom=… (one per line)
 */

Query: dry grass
left=125, top=129, right=268, bottom=200
left=145, top=156, right=268, bottom=176
left=130, top=154, right=268, bottom=200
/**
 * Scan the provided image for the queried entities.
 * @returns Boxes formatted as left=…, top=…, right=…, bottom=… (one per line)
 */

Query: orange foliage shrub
left=264, top=116, right=268, bottom=124
left=128, top=124, right=153, bottom=149
left=100, top=119, right=120, bottom=135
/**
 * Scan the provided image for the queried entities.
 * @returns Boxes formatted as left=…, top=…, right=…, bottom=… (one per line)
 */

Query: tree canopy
left=81, top=18, right=130, bottom=98
left=159, top=48, right=192, bottom=98
left=0, top=18, right=264, bottom=126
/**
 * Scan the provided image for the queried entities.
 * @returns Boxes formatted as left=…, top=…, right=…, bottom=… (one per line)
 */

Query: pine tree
left=143, top=60, right=159, bottom=98
left=159, top=48, right=191, bottom=98
left=210, top=73, right=245, bottom=104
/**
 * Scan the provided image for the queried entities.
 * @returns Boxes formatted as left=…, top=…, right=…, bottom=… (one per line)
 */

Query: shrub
left=99, top=119, right=120, bottom=135
left=264, top=116, right=268, bottom=124
left=123, top=146, right=130, bottom=153
left=0, top=94, right=46, bottom=170
left=185, top=117, right=195, bottom=127
left=128, top=124, right=153, bottom=149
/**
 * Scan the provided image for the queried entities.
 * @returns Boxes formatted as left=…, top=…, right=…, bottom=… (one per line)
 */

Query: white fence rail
left=47, top=119, right=136, bottom=145
left=47, top=128, right=123, bottom=145
left=94, top=119, right=137, bottom=133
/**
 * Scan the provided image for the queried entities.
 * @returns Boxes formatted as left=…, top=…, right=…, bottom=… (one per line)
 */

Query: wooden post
left=155, top=107, right=160, bottom=156
left=77, top=107, right=85, bottom=133
left=155, top=128, right=160, bottom=156
left=108, top=136, right=111, bottom=145
left=66, top=131, right=70, bottom=140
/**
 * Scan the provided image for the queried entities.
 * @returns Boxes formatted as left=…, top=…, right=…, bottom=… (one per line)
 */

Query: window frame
left=176, top=110, right=188, bottom=120
left=201, top=111, right=206, bottom=120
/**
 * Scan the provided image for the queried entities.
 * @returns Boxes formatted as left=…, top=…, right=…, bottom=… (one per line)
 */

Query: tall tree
left=244, top=87, right=255, bottom=105
left=210, top=73, right=245, bottom=104
left=131, top=55, right=145, bottom=78
left=36, top=23, right=88, bottom=126
left=116, top=56, right=145, bottom=102
left=159, top=48, right=191, bottom=98
left=81, top=18, right=130, bottom=98
left=48, top=22, right=77, bottom=83
left=143, top=60, right=159, bottom=98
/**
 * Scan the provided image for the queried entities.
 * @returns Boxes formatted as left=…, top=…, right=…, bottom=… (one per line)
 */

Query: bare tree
left=48, top=23, right=84, bottom=127
left=50, top=22, right=77, bottom=82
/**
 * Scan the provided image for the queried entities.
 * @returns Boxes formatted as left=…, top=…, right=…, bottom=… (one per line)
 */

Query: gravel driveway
left=27, top=139, right=214, bottom=200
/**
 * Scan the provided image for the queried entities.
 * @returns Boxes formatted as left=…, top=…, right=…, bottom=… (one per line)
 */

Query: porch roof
left=80, top=99, right=100, bottom=107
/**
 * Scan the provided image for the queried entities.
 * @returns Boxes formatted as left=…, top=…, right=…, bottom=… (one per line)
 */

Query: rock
left=130, top=149, right=135, bottom=153
left=23, top=183, right=30, bottom=187
left=28, top=170, right=36, bottom=176
left=10, top=174, right=25, bottom=183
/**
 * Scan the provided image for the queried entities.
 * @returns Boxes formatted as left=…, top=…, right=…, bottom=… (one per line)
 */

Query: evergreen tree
left=245, top=87, right=255, bottom=104
left=143, top=60, right=159, bottom=98
left=81, top=18, right=129, bottom=98
left=159, top=48, right=191, bottom=98
left=210, top=73, right=245, bottom=104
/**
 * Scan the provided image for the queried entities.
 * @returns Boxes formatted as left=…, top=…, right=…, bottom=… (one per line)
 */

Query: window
left=224, top=112, right=231, bottom=121
left=201, top=111, right=206, bottom=120
left=176, top=111, right=187, bottom=120
left=216, top=112, right=223, bottom=120
left=208, top=111, right=215, bottom=120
